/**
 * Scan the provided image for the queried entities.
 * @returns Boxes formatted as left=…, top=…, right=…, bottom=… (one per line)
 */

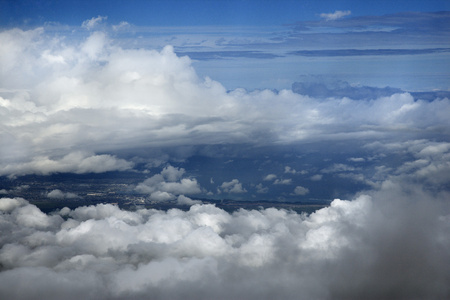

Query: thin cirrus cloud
left=289, top=48, right=450, bottom=57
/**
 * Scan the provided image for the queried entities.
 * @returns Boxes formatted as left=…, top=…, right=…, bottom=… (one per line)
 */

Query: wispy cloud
left=289, top=48, right=450, bottom=57
left=175, top=50, right=282, bottom=60
left=81, top=15, right=107, bottom=30
left=320, top=10, right=351, bottom=21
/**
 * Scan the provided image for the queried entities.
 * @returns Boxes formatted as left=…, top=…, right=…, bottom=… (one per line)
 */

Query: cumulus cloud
left=218, top=179, right=247, bottom=193
left=47, top=189, right=79, bottom=199
left=263, top=174, right=277, bottom=181
left=176, top=195, right=202, bottom=206
left=0, top=184, right=448, bottom=300
left=292, top=185, right=309, bottom=196
left=135, top=165, right=202, bottom=201
left=310, top=174, right=323, bottom=181
left=284, top=166, right=307, bottom=175
left=274, top=178, right=292, bottom=185
left=320, top=10, right=351, bottom=21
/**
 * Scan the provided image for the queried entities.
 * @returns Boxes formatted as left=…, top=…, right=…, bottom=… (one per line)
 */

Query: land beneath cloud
left=1, top=173, right=328, bottom=215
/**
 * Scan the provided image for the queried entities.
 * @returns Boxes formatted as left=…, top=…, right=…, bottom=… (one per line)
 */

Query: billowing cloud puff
left=274, top=178, right=292, bottom=185
left=310, top=174, right=323, bottom=181
left=263, top=174, right=277, bottom=181
left=284, top=166, right=302, bottom=174
left=0, top=27, right=449, bottom=177
left=135, top=165, right=202, bottom=201
left=293, top=185, right=309, bottom=195
left=218, top=179, right=247, bottom=194
left=177, top=195, right=202, bottom=206
left=0, top=182, right=448, bottom=299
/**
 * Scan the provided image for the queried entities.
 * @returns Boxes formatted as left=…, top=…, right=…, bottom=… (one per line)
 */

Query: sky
left=1, top=1, right=450, bottom=299
left=2, top=0, right=450, bottom=90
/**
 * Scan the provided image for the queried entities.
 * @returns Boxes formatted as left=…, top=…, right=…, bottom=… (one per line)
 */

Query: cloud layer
left=1, top=27, right=449, bottom=178
left=1, top=180, right=449, bottom=299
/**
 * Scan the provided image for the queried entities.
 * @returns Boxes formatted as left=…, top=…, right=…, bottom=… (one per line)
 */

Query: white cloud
left=255, top=183, right=268, bottom=194
left=81, top=16, right=107, bottom=30
left=47, top=189, right=65, bottom=199
left=81, top=31, right=107, bottom=59
left=177, top=195, right=202, bottom=206
left=0, top=186, right=448, bottom=299
left=135, top=165, right=202, bottom=201
left=219, top=179, right=247, bottom=193
left=320, top=10, right=351, bottom=21
left=0, top=152, right=133, bottom=177
left=274, top=178, right=292, bottom=185
left=0, top=197, right=27, bottom=212
left=112, top=21, right=130, bottom=31
left=47, top=189, right=79, bottom=199
left=293, top=186, right=309, bottom=196
left=150, top=191, right=175, bottom=202
left=284, top=166, right=295, bottom=174
left=321, top=163, right=356, bottom=174
left=348, top=157, right=365, bottom=162
left=310, top=174, right=323, bottom=181
left=161, top=165, right=185, bottom=182
left=263, top=174, right=277, bottom=181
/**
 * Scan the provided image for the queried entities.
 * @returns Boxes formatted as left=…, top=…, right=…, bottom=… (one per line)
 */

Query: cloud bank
left=1, top=27, right=449, bottom=178
left=1, top=180, right=449, bottom=300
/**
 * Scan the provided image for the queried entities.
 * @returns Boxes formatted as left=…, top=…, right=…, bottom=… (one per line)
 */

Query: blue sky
left=2, top=0, right=449, bottom=26
left=2, top=0, right=450, bottom=90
